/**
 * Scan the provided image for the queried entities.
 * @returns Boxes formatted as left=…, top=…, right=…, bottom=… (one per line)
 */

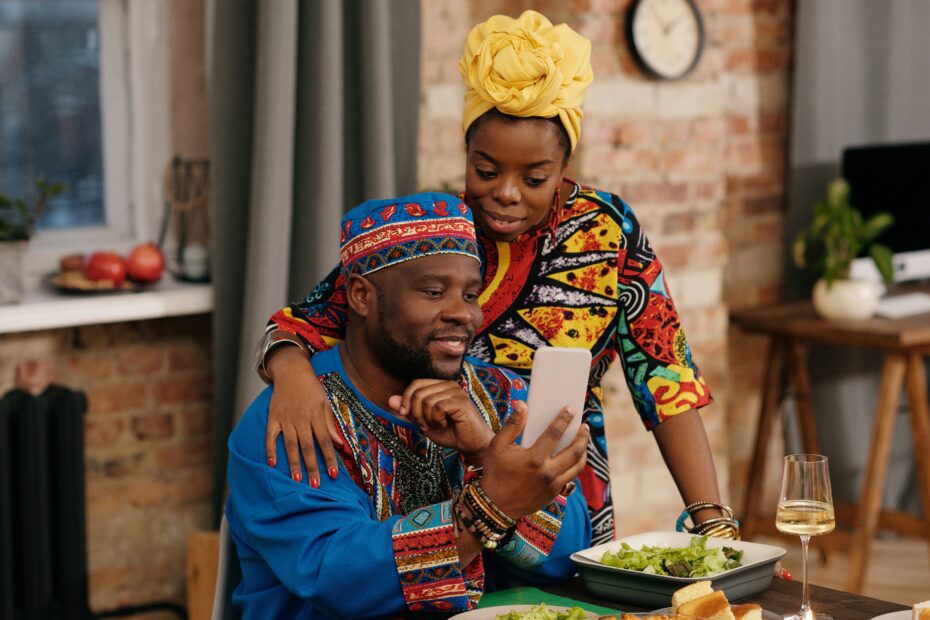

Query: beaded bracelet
left=470, top=479, right=515, bottom=529
left=455, top=482, right=515, bottom=549
left=454, top=495, right=511, bottom=549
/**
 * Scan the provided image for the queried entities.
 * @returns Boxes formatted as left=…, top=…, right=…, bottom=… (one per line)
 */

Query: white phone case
left=520, top=346, right=591, bottom=454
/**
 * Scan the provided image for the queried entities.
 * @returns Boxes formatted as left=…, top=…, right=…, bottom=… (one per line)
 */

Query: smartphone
left=520, top=346, right=592, bottom=454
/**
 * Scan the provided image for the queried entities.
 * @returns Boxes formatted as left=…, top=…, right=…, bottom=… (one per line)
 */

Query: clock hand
left=664, top=15, right=684, bottom=34
left=648, top=2, right=672, bottom=30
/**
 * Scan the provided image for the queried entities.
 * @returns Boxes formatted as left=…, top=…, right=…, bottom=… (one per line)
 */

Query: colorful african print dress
left=268, top=181, right=713, bottom=545
left=226, top=348, right=591, bottom=618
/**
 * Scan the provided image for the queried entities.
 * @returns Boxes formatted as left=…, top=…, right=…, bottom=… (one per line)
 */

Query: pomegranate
left=84, top=252, right=127, bottom=287
left=126, top=243, right=165, bottom=283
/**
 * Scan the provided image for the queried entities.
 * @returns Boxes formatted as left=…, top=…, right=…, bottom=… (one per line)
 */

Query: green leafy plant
left=792, top=178, right=894, bottom=287
left=0, top=179, right=68, bottom=242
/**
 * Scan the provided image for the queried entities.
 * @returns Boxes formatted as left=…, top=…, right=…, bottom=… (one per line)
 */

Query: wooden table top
left=545, top=576, right=909, bottom=619
left=730, top=296, right=930, bottom=351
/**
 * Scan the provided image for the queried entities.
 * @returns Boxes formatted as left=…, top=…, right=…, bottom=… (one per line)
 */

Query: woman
left=256, top=11, right=732, bottom=544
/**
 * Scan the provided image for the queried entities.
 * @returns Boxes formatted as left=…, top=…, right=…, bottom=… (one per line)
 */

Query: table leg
left=788, top=339, right=821, bottom=454
left=846, top=352, right=906, bottom=594
left=742, top=337, right=787, bottom=541
left=904, top=353, right=930, bottom=569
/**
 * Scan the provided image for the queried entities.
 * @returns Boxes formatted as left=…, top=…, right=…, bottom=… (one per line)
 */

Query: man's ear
left=346, top=274, right=376, bottom=318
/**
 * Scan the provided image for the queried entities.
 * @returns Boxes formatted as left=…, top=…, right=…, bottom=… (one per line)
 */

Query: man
left=226, top=192, right=591, bottom=618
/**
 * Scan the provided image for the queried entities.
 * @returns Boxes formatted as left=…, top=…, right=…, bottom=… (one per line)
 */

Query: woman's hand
left=265, top=346, right=343, bottom=487
left=479, top=402, right=589, bottom=521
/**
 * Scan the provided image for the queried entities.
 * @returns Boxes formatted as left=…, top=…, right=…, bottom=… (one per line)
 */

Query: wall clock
left=626, top=0, right=705, bottom=80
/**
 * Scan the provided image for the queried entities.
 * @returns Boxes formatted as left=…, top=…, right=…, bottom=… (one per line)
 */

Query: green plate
left=477, top=587, right=620, bottom=614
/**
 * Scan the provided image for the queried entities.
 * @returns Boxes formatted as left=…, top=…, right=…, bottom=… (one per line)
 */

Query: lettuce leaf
left=495, top=605, right=589, bottom=620
left=599, top=536, right=743, bottom=577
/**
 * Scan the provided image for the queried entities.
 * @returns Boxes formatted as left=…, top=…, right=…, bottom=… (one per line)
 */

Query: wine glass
left=776, top=454, right=836, bottom=620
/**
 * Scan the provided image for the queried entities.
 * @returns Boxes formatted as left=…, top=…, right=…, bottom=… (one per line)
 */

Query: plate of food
left=46, top=270, right=143, bottom=294
left=602, top=580, right=779, bottom=619
left=570, top=531, right=785, bottom=608
left=45, top=247, right=166, bottom=294
left=450, top=604, right=596, bottom=619
left=874, top=602, right=930, bottom=620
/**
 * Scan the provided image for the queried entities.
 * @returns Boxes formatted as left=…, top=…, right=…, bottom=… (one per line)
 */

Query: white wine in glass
left=776, top=454, right=835, bottom=620
left=775, top=499, right=836, bottom=536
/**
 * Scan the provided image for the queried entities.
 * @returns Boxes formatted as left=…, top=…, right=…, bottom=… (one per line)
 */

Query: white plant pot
left=0, top=241, right=26, bottom=305
left=812, top=277, right=881, bottom=321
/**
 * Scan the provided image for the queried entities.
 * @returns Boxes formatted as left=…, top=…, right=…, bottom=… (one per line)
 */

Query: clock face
left=628, top=0, right=704, bottom=80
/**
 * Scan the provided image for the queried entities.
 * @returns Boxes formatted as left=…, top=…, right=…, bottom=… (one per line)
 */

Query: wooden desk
left=731, top=299, right=930, bottom=593
left=544, top=576, right=909, bottom=619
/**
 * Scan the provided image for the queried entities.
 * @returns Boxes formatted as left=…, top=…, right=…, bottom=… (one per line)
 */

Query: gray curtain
left=784, top=0, right=930, bottom=510
left=208, top=0, right=421, bottom=523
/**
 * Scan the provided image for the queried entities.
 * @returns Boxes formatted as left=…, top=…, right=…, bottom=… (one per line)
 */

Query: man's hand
left=479, top=401, right=589, bottom=521
left=388, top=379, right=493, bottom=464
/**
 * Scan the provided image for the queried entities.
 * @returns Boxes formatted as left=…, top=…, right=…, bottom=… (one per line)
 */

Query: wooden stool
left=731, top=299, right=930, bottom=594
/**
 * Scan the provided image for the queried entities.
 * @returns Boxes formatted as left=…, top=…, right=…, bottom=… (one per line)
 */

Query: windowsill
left=0, top=274, right=213, bottom=335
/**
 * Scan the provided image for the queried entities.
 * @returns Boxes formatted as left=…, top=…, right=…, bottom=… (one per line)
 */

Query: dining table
left=523, top=576, right=909, bottom=619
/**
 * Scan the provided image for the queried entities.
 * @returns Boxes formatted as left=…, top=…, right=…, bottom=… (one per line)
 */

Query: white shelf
left=0, top=275, right=213, bottom=334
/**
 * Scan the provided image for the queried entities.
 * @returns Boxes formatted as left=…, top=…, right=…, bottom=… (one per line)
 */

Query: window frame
left=22, top=0, right=171, bottom=284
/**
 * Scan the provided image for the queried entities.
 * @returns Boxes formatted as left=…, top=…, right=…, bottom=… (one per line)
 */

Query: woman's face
left=465, top=117, right=568, bottom=242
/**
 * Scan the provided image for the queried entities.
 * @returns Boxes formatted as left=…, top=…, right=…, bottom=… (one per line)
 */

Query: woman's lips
left=480, top=210, right=526, bottom=236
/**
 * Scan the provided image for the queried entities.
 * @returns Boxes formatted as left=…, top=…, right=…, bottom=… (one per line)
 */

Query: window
left=0, top=0, right=169, bottom=278
left=0, top=1, right=104, bottom=229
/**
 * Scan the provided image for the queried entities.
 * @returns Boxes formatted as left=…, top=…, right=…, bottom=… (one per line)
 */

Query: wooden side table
left=731, top=298, right=930, bottom=593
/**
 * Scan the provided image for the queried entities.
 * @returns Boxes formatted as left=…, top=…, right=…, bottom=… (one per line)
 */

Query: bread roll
left=731, top=603, right=763, bottom=620
left=914, top=600, right=930, bottom=619
left=676, top=591, right=736, bottom=620
left=671, top=580, right=714, bottom=614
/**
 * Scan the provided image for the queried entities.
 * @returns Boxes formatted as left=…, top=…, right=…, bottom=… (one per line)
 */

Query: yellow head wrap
left=458, top=10, right=593, bottom=153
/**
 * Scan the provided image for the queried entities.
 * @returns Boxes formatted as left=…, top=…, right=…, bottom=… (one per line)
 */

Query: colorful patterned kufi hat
left=458, top=10, right=593, bottom=153
left=340, top=192, right=480, bottom=277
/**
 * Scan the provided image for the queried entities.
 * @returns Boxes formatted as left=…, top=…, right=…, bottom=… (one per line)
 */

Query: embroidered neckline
left=320, top=372, right=449, bottom=514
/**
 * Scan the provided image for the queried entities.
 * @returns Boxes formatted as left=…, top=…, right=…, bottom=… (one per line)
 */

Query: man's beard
left=371, top=289, right=465, bottom=382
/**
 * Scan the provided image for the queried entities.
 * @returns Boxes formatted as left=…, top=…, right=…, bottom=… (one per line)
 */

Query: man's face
left=367, top=254, right=483, bottom=381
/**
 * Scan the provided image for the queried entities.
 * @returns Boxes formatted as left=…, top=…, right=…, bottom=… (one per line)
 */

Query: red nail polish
left=328, top=466, right=338, bottom=479
left=268, top=458, right=276, bottom=467
left=292, top=470, right=302, bottom=483
left=310, top=476, right=320, bottom=489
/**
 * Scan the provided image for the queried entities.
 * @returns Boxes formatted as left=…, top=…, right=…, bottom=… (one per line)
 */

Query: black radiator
left=0, top=386, right=89, bottom=620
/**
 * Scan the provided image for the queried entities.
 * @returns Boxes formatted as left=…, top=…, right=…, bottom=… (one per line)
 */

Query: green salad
left=599, top=535, right=743, bottom=577
left=495, top=604, right=589, bottom=620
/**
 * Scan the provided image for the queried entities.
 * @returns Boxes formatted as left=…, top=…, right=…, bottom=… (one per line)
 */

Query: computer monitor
left=843, top=141, right=930, bottom=283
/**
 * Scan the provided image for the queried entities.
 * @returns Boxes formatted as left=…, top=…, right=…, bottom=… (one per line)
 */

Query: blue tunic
left=226, top=347, right=591, bottom=618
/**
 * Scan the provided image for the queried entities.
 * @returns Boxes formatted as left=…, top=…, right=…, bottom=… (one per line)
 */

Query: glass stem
left=800, top=534, right=811, bottom=616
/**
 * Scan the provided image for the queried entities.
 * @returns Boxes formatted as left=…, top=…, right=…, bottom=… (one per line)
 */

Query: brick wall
left=0, top=316, right=212, bottom=612
left=419, top=0, right=792, bottom=533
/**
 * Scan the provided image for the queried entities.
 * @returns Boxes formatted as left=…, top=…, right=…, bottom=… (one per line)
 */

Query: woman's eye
left=464, top=292, right=479, bottom=303
left=476, top=168, right=497, bottom=179
left=526, top=177, right=548, bottom=187
left=422, top=289, right=443, bottom=298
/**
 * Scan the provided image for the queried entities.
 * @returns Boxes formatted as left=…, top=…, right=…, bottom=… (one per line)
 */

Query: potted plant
left=792, top=178, right=894, bottom=320
left=0, top=179, right=67, bottom=304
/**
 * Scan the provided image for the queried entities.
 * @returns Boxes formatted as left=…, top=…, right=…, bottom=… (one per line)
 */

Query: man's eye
left=464, top=293, right=479, bottom=302
left=476, top=168, right=497, bottom=179
left=422, top=289, right=443, bottom=297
